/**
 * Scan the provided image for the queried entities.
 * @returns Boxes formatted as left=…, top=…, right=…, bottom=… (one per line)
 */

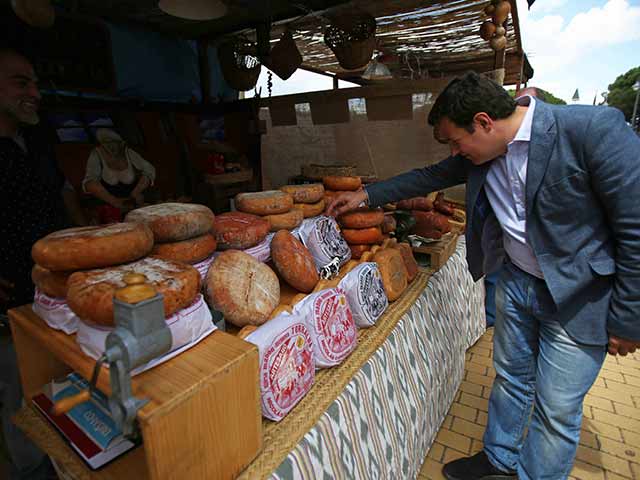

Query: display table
left=12, top=237, right=484, bottom=480
left=239, top=237, right=485, bottom=479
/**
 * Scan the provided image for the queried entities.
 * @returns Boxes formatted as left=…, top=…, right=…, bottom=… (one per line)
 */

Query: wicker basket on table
left=324, top=11, right=376, bottom=70
left=218, top=39, right=261, bottom=91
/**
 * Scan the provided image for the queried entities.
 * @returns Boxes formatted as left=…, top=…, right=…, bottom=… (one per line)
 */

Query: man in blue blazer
left=327, top=72, right=640, bottom=480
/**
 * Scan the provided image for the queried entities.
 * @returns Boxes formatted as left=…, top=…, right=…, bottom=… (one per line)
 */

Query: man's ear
left=473, top=112, right=493, bottom=132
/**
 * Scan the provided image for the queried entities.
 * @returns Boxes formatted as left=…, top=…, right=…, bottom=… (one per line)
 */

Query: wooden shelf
left=9, top=306, right=262, bottom=479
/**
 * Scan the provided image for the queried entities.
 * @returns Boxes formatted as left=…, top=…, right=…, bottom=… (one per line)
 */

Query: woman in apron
left=82, top=128, right=155, bottom=223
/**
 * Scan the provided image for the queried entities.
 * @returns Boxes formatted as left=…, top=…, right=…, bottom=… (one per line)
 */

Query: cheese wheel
left=322, top=176, right=362, bottom=191
left=264, top=209, right=304, bottom=232
left=337, top=208, right=384, bottom=229
left=271, top=230, right=319, bottom=293
left=205, top=250, right=280, bottom=327
left=152, top=233, right=217, bottom=264
left=292, top=199, right=325, bottom=218
left=373, top=249, right=408, bottom=302
left=349, top=244, right=371, bottom=260
left=235, top=190, right=294, bottom=216
left=125, top=203, right=214, bottom=242
left=393, top=242, right=419, bottom=282
left=211, top=212, right=270, bottom=250
left=31, top=265, right=72, bottom=299
left=341, top=226, right=383, bottom=245
left=67, top=257, right=200, bottom=326
left=280, top=183, right=325, bottom=204
left=381, top=214, right=397, bottom=234
left=32, top=223, right=153, bottom=272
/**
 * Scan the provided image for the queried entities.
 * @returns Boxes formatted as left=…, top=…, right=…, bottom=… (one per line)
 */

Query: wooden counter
left=9, top=306, right=262, bottom=480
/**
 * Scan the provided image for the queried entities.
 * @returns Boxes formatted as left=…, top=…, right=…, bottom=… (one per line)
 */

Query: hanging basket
left=324, top=12, right=376, bottom=70
left=263, top=30, right=302, bottom=81
left=218, top=39, right=261, bottom=91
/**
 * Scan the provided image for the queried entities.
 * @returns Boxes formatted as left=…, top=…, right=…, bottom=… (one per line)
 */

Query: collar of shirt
left=509, top=95, right=536, bottom=144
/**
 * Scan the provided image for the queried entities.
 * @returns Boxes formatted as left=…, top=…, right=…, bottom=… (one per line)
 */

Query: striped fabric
left=272, top=238, right=486, bottom=479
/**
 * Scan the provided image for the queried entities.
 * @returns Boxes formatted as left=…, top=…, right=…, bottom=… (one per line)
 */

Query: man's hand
left=608, top=334, right=640, bottom=356
left=325, top=189, right=368, bottom=217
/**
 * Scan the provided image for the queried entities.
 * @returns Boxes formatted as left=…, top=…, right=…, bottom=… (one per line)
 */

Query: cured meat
left=393, top=242, right=419, bottom=282
left=32, top=223, right=153, bottom=272
left=67, top=257, right=200, bottom=326
left=434, top=192, right=455, bottom=215
left=396, top=197, right=434, bottom=211
left=31, top=265, right=72, bottom=298
left=205, top=250, right=280, bottom=327
left=211, top=212, right=270, bottom=250
left=292, top=287, right=357, bottom=367
left=264, top=209, right=304, bottom=232
left=341, top=226, right=383, bottom=245
left=292, top=199, right=325, bottom=218
left=338, top=262, right=388, bottom=328
left=381, top=214, right=397, bottom=234
left=152, top=233, right=217, bottom=264
left=125, top=203, right=214, bottom=242
left=337, top=208, right=384, bottom=229
left=244, top=311, right=315, bottom=421
left=373, top=248, right=408, bottom=302
left=411, top=210, right=452, bottom=234
left=322, top=176, right=362, bottom=191
left=271, top=230, right=319, bottom=293
left=280, top=183, right=325, bottom=204
left=235, top=190, right=294, bottom=216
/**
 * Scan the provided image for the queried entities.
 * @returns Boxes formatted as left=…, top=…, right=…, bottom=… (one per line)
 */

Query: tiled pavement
left=419, top=329, right=640, bottom=480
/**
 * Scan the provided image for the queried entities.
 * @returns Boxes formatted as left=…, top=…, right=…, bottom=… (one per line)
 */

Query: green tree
left=507, top=87, right=566, bottom=105
left=604, top=66, right=640, bottom=123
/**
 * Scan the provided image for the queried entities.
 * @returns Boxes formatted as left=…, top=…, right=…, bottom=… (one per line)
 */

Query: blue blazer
left=366, top=101, right=640, bottom=345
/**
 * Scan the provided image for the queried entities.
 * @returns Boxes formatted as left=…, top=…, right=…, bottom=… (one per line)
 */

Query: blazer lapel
left=526, top=101, right=557, bottom=215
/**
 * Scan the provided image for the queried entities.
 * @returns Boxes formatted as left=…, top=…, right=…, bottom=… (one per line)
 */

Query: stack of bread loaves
left=322, top=175, right=361, bottom=206
left=30, top=223, right=155, bottom=333
left=126, top=203, right=217, bottom=283
left=235, top=190, right=303, bottom=232
left=279, top=183, right=326, bottom=222
left=336, top=207, right=386, bottom=260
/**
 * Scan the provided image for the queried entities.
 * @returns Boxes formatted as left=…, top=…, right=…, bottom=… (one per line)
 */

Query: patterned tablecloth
left=271, top=238, right=486, bottom=479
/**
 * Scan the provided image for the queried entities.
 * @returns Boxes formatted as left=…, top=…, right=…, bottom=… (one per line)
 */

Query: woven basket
left=324, top=12, right=376, bottom=70
left=302, top=164, right=357, bottom=180
left=218, top=39, right=261, bottom=91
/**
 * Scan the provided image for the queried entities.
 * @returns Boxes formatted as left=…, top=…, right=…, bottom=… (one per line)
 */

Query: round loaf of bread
left=32, top=223, right=153, bottom=272
left=393, top=242, right=418, bottom=282
left=341, top=226, right=383, bottom=245
left=205, top=250, right=280, bottom=327
left=292, top=199, right=325, bottom=218
left=152, top=233, right=217, bottom=264
left=31, top=265, right=72, bottom=298
left=211, top=212, right=270, bottom=250
left=125, top=203, right=214, bottom=242
left=67, top=257, right=200, bottom=326
left=322, top=176, right=362, bottom=191
left=280, top=183, right=324, bottom=204
left=337, top=208, right=384, bottom=229
left=263, top=209, right=304, bottom=232
left=271, top=230, right=319, bottom=293
left=373, top=249, right=408, bottom=302
left=235, top=190, right=293, bottom=216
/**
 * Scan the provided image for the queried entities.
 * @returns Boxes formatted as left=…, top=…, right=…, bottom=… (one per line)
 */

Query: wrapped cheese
left=338, top=263, right=388, bottom=328
left=297, top=216, right=351, bottom=276
left=32, top=289, right=79, bottom=334
left=244, top=312, right=315, bottom=422
left=292, top=287, right=357, bottom=368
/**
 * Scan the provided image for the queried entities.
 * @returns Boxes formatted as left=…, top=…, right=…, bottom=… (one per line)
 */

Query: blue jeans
left=483, top=262, right=606, bottom=480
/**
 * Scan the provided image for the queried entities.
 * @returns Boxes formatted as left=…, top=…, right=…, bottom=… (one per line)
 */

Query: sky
left=255, top=0, right=640, bottom=104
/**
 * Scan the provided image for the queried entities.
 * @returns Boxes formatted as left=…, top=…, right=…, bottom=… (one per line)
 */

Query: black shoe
left=442, top=451, right=517, bottom=480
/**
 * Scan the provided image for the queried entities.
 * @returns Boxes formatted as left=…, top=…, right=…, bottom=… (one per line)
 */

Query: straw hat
left=96, top=128, right=123, bottom=145
left=11, top=0, right=55, bottom=28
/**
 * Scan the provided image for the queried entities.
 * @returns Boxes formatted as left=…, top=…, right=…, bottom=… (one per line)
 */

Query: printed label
left=311, top=288, right=357, bottom=363
left=315, top=217, right=350, bottom=264
left=356, top=265, right=388, bottom=324
left=261, top=323, right=314, bottom=419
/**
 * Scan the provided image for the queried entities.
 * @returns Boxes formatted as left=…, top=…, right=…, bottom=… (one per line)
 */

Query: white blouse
left=82, top=147, right=155, bottom=192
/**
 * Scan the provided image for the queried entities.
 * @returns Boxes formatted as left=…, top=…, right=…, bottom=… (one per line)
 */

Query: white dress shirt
left=484, top=95, right=544, bottom=278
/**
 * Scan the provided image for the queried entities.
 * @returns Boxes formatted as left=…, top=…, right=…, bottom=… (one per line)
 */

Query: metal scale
left=52, top=273, right=172, bottom=437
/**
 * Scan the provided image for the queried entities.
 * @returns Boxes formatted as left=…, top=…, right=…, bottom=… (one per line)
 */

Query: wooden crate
left=412, top=229, right=462, bottom=271
left=9, top=306, right=262, bottom=480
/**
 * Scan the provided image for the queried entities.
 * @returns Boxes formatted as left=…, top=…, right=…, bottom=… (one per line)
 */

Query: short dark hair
left=428, top=72, right=517, bottom=133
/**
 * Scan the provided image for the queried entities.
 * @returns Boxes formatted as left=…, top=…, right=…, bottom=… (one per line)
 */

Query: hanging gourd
left=492, top=1, right=511, bottom=25
left=479, top=21, right=496, bottom=41
left=479, top=1, right=510, bottom=51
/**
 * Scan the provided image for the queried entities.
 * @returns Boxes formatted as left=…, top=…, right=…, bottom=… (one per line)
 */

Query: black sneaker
left=442, top=451, right=517, bottom=480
